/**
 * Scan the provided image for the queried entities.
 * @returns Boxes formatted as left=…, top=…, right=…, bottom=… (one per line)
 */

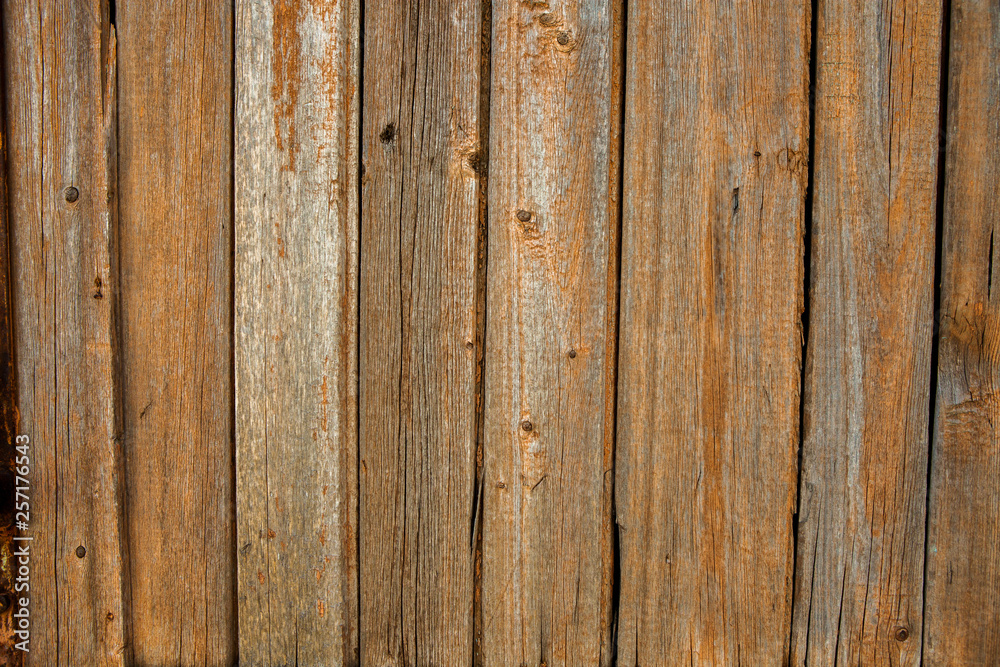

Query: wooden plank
left=115, top=2, right=236, bottom=663
left=2, top=3, right=129, bottom=664
left=0, top=74, right=21, bottom=666
left=614, top=1, right=810, bottom=664
left=481, top=0, right=622, bottom=664
left=234, top=0, right=360, bottom=664
left=790, top=1, right=942, bottom=664
left=357, top=0, right=482, bottom=664
left=924, top=1, right=1000, bottom=662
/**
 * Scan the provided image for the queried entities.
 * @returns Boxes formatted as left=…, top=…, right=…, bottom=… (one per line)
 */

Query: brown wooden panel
left=924, top=1, right=1000, bottom=663
left=115, top=2, right=236, bottom=664
left=0, top=58, right=20, bottom=666
left=235, top=0, right=361, bottom=664
left=3, top=2, right=129, bottom=664
left=357, top=0, right=483, bottom=664
left=790, top=1, right=942, bottom=664
left=481, top=1, right=622, bottom=664
left=615, top=1, right=810, bottom=664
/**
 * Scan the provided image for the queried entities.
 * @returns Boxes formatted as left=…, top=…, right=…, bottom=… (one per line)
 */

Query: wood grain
left=790, top=1, right=942, bottom=664
left=357, top=0, right=483, bottom=664
left=0, top=67, right=21, bottom=667
left=3, top=2, right=129, bottom=664
left=481, top=1, right=622, bottom=664
left=235, top=0, right=360, bottom=664
left=923, top=1, right=1000, bottom=663
left=115, top=2, right=236, bottom=664
left=614, top=1, right=810, bottom=664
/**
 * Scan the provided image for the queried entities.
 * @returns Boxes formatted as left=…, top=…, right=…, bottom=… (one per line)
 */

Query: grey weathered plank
left=3, top=3, right=129, bottom=664
left=115, top=1, right=236, bottom=663
left=923, top=1, right=1000, bottom=663
left=235, top=0, right=361, bottom=664
left=790, top=1, right=942, bottom=664
left=481, top=1, right=622, bottom=664
left=357, top=0, right=482, bottom=664
left=614, top=1, right=810, bottom=664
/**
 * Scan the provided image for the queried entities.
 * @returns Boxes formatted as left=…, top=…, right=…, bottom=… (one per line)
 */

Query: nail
left=568, top=349, right=577, bottom=358
left=76, top=545, right=86, bottom=558
left=556, top=32, right=570, bottom=45
left=895, top=627, right=909, bottom=642
left=516, top=210, right=532, bottom=222
left=64, top=186, right=79, bottom=203
left=521, top=420, right=533, bottom=432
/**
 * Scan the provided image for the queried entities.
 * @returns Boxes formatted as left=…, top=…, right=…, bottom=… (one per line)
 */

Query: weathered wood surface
left=235, top=0, right=360, bottom=664
left=357, top=0, right=482, bottom=664
left=790, top=1, right=942, bottom=664
left=614, top=1, right=810, bottom=664
left=924, top=1, right=1000, bottom=662
left=3, top=2, right=129, bottom=665
left=482, top=1, right=622, bottom=664
left=0, top=75, right=20, bottom=667
left=116, top=1, right=236, bottom=664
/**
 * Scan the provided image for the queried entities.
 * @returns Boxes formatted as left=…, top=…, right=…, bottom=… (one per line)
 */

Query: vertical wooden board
left=614, top=1, right=809, bottom=664
left=0, top=82, right=21, bottom=667
left=2, top=2, right=129, bottom=665
left=481, top=0, right=622, bottom=664
left=116, top=2, right=236, bottom=664
left=924, top=1, right=1000, bottom=662
left=235, top=0, right=360, bottom=664
left=790, top=1, right=941, bottom=664
left=357, top=0, right=481, bottom=664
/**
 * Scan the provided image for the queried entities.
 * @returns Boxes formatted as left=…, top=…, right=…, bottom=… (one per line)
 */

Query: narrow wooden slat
left=614, top=1, right=809, bottom=664
left=790, top=1, right=942, bottom=664
left=924, top=1, right=1000, bottom=662
left=115, top=2, right=236, bottom=663
left=357, top=0, right=482, bottom=663
left=481, top=0, right=622, bottom=663
left=3, top=3, right=129, bottom=664
left=235, top=0, right=360, bottom=664
left=0, top=76, right=21, bottom=666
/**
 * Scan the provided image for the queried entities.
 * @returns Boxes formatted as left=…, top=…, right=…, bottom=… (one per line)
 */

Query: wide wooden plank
left=924, top=1, right=1000, bottom=662
left=3, top=3, right=129, bottom=664
left=481, top=1, right=622, bottom=664
left=357, top=0, right=482, bottom=664
left=115, top=2, right=236, bottom=663
left=790, top=1, right=941, bottom=664
left=614, top=1, right=809, bottom=664
left=235, top=0, right=360, bottom=664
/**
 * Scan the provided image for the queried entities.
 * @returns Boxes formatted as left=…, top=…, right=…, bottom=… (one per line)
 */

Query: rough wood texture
left=924, top=1, right=1000, bottom=663
left=3, top=3, right=129, bottom=664
left=116, top=2, right=236, bottom=664
left=0, top=90, right=22, bottom=667
left=790, top=1, right=941, bottom=664
left=614, top=1, right=809, bottom=664
left=235, top=0, right=360, bottom=664
left=357, top=0, right=482, bottom=664
left=482, top=1, right=622, bottom=664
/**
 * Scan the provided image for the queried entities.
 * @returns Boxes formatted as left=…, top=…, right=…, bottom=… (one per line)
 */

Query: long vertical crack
left=920, top=0, right=952, bottom=656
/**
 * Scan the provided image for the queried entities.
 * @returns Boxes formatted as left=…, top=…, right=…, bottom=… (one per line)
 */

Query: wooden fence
left=0, top=0, right=994, bottom=665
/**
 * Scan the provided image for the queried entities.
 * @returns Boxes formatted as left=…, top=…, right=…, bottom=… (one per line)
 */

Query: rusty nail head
left=65, top=186, right=79, bottom=203
left=895, top=627, right=909, bottom=642
left=516, top=210, right=532, bottom=222
left=557, top=32, right=570, bottom=45
left=521, top=420, right=533, bottom=432
left=76, top=545, right=86, bottom=558
left=568, top=349, right=577, bottom=358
